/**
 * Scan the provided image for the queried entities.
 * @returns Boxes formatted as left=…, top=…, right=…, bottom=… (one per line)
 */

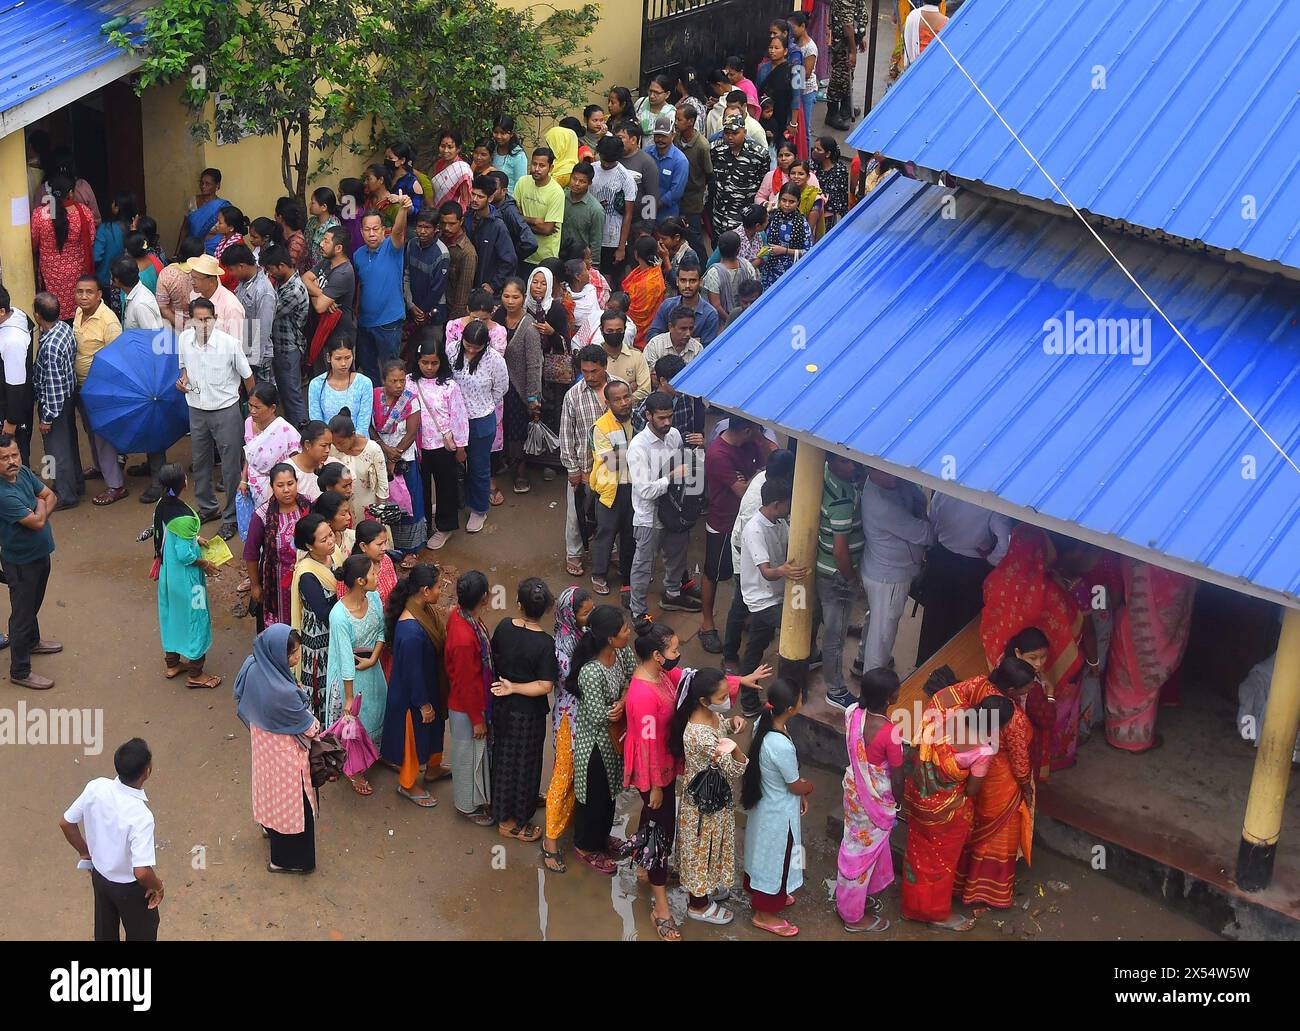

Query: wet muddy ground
left=0, top=436, right=1216, bottom=940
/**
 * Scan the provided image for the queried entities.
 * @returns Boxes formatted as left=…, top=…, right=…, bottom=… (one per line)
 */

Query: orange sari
left=623, top=262, right=665, bottom=351
left=981, top=525, right=1084, bottom=776
left=900, top=691, right=975, bottom=922
left=947, top=677, right=1033, bottom=909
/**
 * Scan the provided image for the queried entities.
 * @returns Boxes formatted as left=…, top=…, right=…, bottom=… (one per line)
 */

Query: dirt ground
left=0, top=428, right=1220, bottom=942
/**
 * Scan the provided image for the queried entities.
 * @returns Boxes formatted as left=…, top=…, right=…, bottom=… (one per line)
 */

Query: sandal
left=459, top=807, right=495, bottom=826
left=574, top=848, right=617, bottom=875
left=753, top=918, right=799, bottom=937
left=541, top=847, right=567, bottom=873
left=399, top=553, right=420, bottom=571
left=164, top=666, right=185, bottom=680
left=236, top=577, right=251, bottom=593
left=591, top=576, right=610, bottom=596
left=499, top=822, right=541, bottom=842
left=186, top=674, right=223, bottom=690
left=653, top=914, right=682, bottom=941
left=687, top=901, right=734, bottom=925
left=397, top=786, right=438, bottom=808
left=842, top=914, right=891, bottom=933
left=349, top=776, right=374, bottom=796
left=489, top=488, right=505, bottom=506
left=423, top=765, right=452, bottom=784
left=565, top=557, right=584, bottom=577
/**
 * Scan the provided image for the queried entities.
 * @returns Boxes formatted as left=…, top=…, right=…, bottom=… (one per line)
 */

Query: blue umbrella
left=81, top=327, right=190, bottom=455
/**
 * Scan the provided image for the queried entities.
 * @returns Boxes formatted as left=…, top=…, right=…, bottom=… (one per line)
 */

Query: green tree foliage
left=111, top=0, right=604, bottom=199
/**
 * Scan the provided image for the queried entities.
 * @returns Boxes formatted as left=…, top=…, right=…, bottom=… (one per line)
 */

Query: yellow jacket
left=588, top=408, right=634, bottom=508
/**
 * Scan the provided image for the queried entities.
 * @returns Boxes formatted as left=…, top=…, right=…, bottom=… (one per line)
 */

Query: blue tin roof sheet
left=848, top=0, right=1300, bottom=271
left=0, top=0, right=141, bottom=117
left=673, top=175, right=1300, bottom=604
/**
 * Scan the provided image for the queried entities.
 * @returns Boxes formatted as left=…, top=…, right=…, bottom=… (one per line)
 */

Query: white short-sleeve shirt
left=63, top=777, right=156, bottom=884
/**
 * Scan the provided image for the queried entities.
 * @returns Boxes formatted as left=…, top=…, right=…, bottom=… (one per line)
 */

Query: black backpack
left=657, top=448, right=705, bottom=533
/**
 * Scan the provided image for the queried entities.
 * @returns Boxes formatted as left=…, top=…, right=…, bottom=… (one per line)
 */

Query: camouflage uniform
left=827, top=0, right=858, bottom=107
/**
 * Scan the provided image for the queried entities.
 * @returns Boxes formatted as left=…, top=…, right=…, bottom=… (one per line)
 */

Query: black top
left=490, top=619, right=559, bottom=717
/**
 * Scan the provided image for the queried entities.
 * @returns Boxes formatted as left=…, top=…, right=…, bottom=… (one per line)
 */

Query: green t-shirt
left=513, top=176, right=566, bottom=263
left=562, top=192, right=605, bottom=262
left=815, top=465, right=862, bottom=578
left=0, top=467, right=54, bottom=565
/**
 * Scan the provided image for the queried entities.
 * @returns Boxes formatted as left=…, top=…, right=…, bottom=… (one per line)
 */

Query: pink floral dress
left=445, top=318, right=508, bottom=452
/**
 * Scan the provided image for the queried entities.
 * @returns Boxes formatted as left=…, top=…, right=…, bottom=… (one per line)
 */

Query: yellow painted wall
left=501, top=0, right=643, bottom=97
left=141, top=81, right=207, bottom=254
left=0, top=129, right=36, bottom=313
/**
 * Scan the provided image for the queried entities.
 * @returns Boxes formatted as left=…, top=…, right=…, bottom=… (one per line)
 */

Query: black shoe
left=126, top=462, right=150, bottom=477
left=198, top=509, right=222, bottom=524
left=826, top=687, right=856, bottom=711
left=218, top=523, right=237, bottom=541
left=698, top=629, right=723, bottom=654
left=825, top=99, right=852, bottom=131
left=661, top=592, right=702, bottom=613
left=139, top=486, right=163, bottom=504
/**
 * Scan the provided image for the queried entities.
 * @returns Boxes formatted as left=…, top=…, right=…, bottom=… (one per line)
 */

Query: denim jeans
left=465, top=413, right=496, bottom=514
left=271, top=346, right=308, bottom=428
left=800, top=91, right=817, bottom=154
left=816, top=571, right=859, bottom=694
left=356, top=320, right=403, bottom=383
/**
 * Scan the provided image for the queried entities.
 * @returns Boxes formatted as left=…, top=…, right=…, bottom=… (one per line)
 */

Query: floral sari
left=900, top=690, right=975, bottom=923
left=981, top=524, right=1084, bottom=774
left=256, top=500, right=311, bottom=632
left=1104, top=560, right=1195, bottom=752
left=622, top=262, right=666, bottom=351
left=244, top=416, right=301, bottom=510
left=946, top=678, right=1033, bottom=909
left=835, top=706, right=899, bottom=923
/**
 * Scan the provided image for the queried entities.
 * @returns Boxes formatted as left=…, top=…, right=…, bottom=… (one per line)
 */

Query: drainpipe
left=1237, top=606, right=1300, bottom=891
left=777, top=440, right=825, bottom=694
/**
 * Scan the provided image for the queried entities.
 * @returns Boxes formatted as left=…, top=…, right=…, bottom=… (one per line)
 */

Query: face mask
left=662, top=655, right=680, bottom=671
left=383, top=159, right=397, bottom=173
left=601, top=330, right=623, bottom=345
left=707, top=700, right=729, bottom=713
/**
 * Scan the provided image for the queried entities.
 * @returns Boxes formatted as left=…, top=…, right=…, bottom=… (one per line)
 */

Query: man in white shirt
left=916, top=493, right=1014, bottom=665
left=177, top=297, right=254, bottom=539
left=111, top=256, right=170, bottom=504
left=0, top=290, right=34, bottom=466
left=736, top=476, right=803, bottom=713
left=59, top=738, right=163, bottom=941
left=627, top=391, right=701, bottom=621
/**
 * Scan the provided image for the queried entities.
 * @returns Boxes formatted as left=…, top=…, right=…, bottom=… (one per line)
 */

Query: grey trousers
left=189, top=402, right=244, bottom=525
left=42, top=405, right=82, bottom=505
left=630, top=523, right=688, bottom=618
left=77, top=395, right=123, bottom=490
left=272, top=346, right=308, bottom=429
left=860, top=576, right=909, bottom=674
left=449, top=709, right=491, bottom=815
left=817, top=571, right=860, bottom=694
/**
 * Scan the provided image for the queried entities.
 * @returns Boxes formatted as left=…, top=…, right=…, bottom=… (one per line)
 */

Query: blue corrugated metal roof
left=0, top=0, right=142, bottom=116
left=848, top=0, right=1300, bottom=271
left=673, top=175, right=1300, bottom=604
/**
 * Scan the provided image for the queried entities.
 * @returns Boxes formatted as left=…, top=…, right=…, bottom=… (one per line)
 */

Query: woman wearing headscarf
left=234, top=624, right=320, bottom=873
left=383, top=564, right=448, bottom=807
left=540, top=586, right=593, bottom=872
left=543, top=125, right=580, bottom=189
left=154, top=464, right=220, bottom=689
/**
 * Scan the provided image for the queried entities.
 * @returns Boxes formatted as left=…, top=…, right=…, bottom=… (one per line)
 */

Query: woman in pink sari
left=430, top=129, right=474, bottom=213
left=1104, top=560, right=1195, bottom=752
left=835, top=669, right=903, bottom=932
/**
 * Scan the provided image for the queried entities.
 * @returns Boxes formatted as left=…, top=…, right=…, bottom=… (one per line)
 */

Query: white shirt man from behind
left=626, top=390, right=701, bottom=621
left=177, top=297, right=254, bottom=538
left=59, top=737, right=163, bottom=941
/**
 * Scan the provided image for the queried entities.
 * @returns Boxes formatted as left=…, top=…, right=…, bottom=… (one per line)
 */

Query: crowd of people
left=33, top=2, right=1177, bottom=944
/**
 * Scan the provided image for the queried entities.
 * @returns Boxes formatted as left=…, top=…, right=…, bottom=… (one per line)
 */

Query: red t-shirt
left=704, top=435, right=765, bottom=533
left=444, top=608, right=487, bottom=725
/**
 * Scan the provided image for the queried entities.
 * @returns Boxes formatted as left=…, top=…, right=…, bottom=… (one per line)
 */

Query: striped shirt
left=816, top=465, right=864, bottom=577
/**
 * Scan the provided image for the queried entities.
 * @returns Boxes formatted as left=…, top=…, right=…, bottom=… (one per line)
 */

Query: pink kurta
left=250, top=722, right=318, bottom=833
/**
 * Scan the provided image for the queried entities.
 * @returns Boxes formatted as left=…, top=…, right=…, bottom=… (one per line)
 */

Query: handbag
left=685, top=761, right=734, bottom=834
left=387, top=471, right=414, bottom=515
left=366, top=501, right=404, bottom=525
left=301, top=731, right=347, bottom=787
left=542, top=351, right=574, bottom=384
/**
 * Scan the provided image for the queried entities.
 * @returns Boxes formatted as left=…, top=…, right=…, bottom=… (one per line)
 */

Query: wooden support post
left=1237, top=606, right=1300, bottom=891
left=0, top=129, right=37, bottom=314
left=777, top=441, right=824, bottom=694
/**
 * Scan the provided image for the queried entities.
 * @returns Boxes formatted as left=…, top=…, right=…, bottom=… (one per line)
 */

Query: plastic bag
left=388, top=472, right=414, bottom=515
left=325, top=694, right=379, bottom=776
left=524, top=420, right=560, bottom=456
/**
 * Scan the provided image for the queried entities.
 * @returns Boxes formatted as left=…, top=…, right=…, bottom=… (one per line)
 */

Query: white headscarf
left=526, top=266, right=554, bottom=321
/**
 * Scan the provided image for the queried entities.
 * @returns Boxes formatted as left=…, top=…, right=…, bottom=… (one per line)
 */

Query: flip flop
left=489, top=488, right=505, bottom=507
left=349, top=777, right=374, bottom=796
left=399, top=553, right=420, bottom=571
left=500, top=822, right=541, bottom=842
left=565, top=557, right=584, bottom=577
left=541, top=847, right=567, bottom=873
left=842, top=915, right=891, bottom=933
left=459, top=808, right=495, bottom=826
left=397, top=786, right=438, bottom=808
left=754, top=918, right=799, bottom=937
left=186, top=674, right=223, bottom=690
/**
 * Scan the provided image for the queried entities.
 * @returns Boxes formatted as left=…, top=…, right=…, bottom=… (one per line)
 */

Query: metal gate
left=640, top=0, right=794, bottom=84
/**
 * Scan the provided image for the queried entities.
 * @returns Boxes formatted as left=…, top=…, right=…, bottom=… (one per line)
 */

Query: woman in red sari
left=947, top=657, right=1038, bottom=910
left=31, top=173, right=95, bottom=320
left=981, top=525, right=1085, bottom=774
left=1104, top=559, right=1195, bottom=752
left=430, top=129, right=474, bottom=214
left=901, top=687, right=1012, bottom=930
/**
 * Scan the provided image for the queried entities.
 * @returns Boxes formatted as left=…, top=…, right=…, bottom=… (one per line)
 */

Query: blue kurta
left=157, top=526, right=212, bottom=660
left=743, top=731, right=804, bottom=895
left=381, top=618, right=443, bottom=766
left=325, top=591, right=388, bottom=742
